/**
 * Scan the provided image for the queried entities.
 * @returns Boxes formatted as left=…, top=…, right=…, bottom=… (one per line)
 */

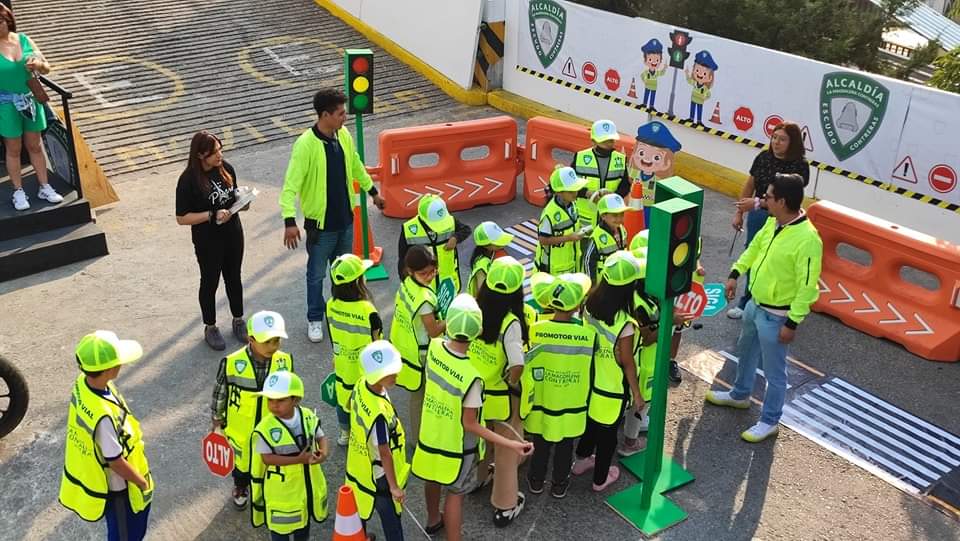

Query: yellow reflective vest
left=536, top=196, right=580, bottom=275
left=520, top=319, right=595, bottom=442
left=223, top=348, right=295, bottom=473
left=59, top=376, right=153, bottom=521
left=583, top=223, right=627, bottom=280
left=403, top=217, right=461, bottom=295
left=585, top=310, right=637, bottom=425
left=573, top=149, right=627, bottom=229
left=345, top=378, right=410, bottom=520
left=468, top=253, right=493, bottom=298
left=634, top=293, right=660, bottom=402
left=251, top=407, right=328, bottom=534
left=411, top=338, right=484, bottom=485
left=390, top=276, right=438, bottom=392
left=326, top=298, right=378, bottom=411
left=468, top=312, right=519, bottom=422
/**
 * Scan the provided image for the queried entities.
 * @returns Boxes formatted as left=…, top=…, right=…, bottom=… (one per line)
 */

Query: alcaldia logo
left=819, top=72, right=889, bottom=161
left=529, top=0, right=567, bottom=68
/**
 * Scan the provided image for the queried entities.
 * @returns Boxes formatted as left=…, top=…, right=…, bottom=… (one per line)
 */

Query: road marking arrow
left=534, top=175, right=548, bottom=194
left=879, top=302, right=906, bottom=325
left=830, top=282, right=855, bottom=304
left=466, top=180, right=484, bottom=198
left=425, top=185, right=444, bottom=196
left=853, top=292, right=880, bottom=314
left=818, top=279, right=832, bottom=294
left=905, top=313, right=934, bottom=335
left=402, top=188, right=424, bottom=207
left=484, top=176, right=504, bottom=194
left=444, top=182, right=464, bottom=200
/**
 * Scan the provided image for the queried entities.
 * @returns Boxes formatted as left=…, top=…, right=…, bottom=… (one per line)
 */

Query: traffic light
left=646, top=197, right=701, bottom=299
left=667, top=30, right=691, bottom=69
left=344, top=49, right=374, bottom=114
left=654, top=175, right=704, bottom=208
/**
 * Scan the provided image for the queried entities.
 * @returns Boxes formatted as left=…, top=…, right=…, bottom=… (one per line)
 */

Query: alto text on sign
left=202, top=432, right=235, bottom=478
left=733, top=107, right=754, bottom=132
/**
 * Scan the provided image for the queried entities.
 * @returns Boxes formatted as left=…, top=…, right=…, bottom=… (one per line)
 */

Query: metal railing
left=38, top=75, right=83, bottom=199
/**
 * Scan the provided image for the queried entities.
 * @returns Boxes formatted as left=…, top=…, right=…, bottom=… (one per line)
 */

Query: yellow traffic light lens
left=353, top=76, right=370, bottom=93
left=672, top=242, right=690, bottom=267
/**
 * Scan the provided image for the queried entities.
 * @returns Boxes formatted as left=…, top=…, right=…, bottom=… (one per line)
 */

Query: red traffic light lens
left=673, top=214, right=692, bottom=239
left=351, top=56, right=370, bottom=74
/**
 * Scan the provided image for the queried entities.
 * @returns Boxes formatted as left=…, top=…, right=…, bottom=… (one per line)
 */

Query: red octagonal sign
left=605, top=69, right=621, bottom=91
left=582, top=62, right=598, bottom=84
left=763, top=114, right=784, bottom=137
left=929, top=164, right=957, bottom=193
left=733, top=107, right=754, bottom=132
left=674, top=282, right=707, bottom=319
left=202, top=431, right=235, bottom=478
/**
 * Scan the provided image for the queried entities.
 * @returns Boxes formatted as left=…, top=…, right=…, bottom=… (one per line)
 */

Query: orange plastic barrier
left=624, top=180, right=646, bottom=239
left=520, top=117, right=635, bottom=206
left=350, top=181, right=383, bottom=264
left=367, top=116, right=520, bottom=219
left=808, top=201, right=960, bottom=362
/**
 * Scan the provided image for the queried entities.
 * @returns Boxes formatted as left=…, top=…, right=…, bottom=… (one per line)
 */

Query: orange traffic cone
left=627, top=77, right=638, bottom=99
left=624, top=180, right=646, bottom=240
left=352, top=181, right=383, bottom=265
left=709, top=102, right=722, bottom=124
left=333, top=485, right=366, bottom=541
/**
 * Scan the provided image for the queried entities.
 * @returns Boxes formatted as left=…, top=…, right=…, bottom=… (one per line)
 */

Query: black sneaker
left=669, top=360, right=682, bottom=383
left=551, top=479, right=569, bottom=499
left=492, top=492, right=525, bottom=528
left=527, top=477, right=544, bottom=495
left=205, top=325, right=226, bottom=351
left=232, top=317, right=247, bottom=343
left=425, top=515, right=444, bottom=535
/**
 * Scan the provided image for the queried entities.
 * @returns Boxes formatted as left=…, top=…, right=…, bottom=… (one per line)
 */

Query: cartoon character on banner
left=640, top=38, right=667, bottom=110
left=628, top=121, right=682, bottom=225
left=685, top=50, right=718, bottom=125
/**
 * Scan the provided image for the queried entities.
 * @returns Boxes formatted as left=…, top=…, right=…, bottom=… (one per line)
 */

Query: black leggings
left=576, top=416, right=622, bottom=486
left=194, top=228, right=244, bottom=325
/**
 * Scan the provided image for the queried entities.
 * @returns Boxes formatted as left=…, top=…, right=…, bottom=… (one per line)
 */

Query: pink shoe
left=571, top=455, right=595, bottom=476
left=592, top=465, right=620, bottom=492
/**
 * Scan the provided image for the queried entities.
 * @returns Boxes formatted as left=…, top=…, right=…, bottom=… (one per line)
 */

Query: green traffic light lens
left=352, top=76, right=370, bottom=93
left=670, top=270, right=691, bottom=292
left=352, top=94, right=369, bottom=110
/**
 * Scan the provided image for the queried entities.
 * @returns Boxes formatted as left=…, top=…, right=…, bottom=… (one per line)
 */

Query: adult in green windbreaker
left=707, top=173, right=822, bottom=443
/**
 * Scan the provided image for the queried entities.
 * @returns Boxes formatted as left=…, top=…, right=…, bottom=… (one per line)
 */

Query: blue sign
left=702, top=283, right=727, bottom=317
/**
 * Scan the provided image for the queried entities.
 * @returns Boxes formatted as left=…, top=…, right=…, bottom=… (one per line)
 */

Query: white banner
left=517, top=0, right=960, bottom=207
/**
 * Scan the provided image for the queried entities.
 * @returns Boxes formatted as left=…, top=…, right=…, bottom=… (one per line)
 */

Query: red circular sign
left=202, top=432, right=235, bottom=478
left=582, top=62, right=597, bottom=84
left=733, top=107, right=754, bottom=132
left=928, top=164, right=957, bottom=193
left=604, top=69, right=621, bottom=91
left=674, top=281, right=707, bottom=319
left=763, top=114, right=784, bottom=137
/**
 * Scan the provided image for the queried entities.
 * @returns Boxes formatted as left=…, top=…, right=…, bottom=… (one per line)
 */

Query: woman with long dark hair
left=729, top=121, right=809, bottom=319
left=175, top=131, right=248, bottom=350
left=467, top=221, right=514, bottom=297
left=470, top=256, right=528, bottom=526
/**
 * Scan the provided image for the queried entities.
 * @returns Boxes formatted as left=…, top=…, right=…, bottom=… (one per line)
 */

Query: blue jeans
left=689, top=102, right=703, bottom=123
left=105, top=493, right=150, bottom=541
left=738, top=208, right=770, bottom=309
left=335, top=404, right=350, bottom=431
left=369, top=476, right=405, bottom=541
left=643, top=88, right=656, bottom=109
left=306, top=227, right=353, bottom=322
left=730, top=301, right=788, bottom=425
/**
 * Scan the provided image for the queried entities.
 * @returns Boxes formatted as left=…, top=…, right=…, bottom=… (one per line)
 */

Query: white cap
left=257, top=371, right=304, bottom=399
left=591, top=119, right=620, bottom=143
left=550, top=166, right=589, bottom=192
left=361, top=340, right=403, bottom=383
left=247, top=311, right=288, bottom=343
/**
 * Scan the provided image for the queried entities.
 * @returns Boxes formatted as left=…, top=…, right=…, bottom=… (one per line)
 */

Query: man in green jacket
left=280, top=89, right=385, bottom=343
left=707, top=173, right=822, bottom=443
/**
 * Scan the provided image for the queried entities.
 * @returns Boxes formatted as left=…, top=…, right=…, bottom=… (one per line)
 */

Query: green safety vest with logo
left=467, top=312, right=519, bottom=422
left=686, top=76, right=711, bottom=104
left=251, top=407, right=328, bottom=534
left=573, top=149, right=627, bottom=229
left=326, top=298, right=377, bottom=411
left=520, top=319, right=595, bottom=442
left=536, top=196, right=581, bottom=275
left=59, top=376, right=154, bottom=521
left=224, top=349, right=294, bottom=473
left=634, top=293, right=660, bottom=402
left=641, top=66, right=667, bottom=91
left=390, top=276, right=438, bottom=392
left=468, top=254, right=493, bottom=298
left=411, top=338, right=484, bottom=485
left=345, top=377, right=410, bottom=520
left=584, top=223, right=627, bottom=280
left=585, top=310, right=637, bottom=425
left=403, top=217, right=461, bottom=295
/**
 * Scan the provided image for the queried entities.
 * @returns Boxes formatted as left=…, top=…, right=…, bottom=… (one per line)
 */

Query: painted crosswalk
left=504, top=219, right=539, bottom=303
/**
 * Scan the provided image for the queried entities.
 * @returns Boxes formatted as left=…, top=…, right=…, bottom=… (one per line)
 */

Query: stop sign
left=763, top=114, right=784, bottom=137
left=674, top=281, right=707, bottom=318
left=202, top=431, right=235, bottom=478
left=733, top=107, right=754, bottom=132
left=604, top=69, right=621, bottom=91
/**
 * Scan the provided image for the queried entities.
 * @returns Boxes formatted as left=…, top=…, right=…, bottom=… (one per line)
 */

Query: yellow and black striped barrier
left=475, top=22, right=506, bottom=90
left=516, top=65, right=960, bottom=215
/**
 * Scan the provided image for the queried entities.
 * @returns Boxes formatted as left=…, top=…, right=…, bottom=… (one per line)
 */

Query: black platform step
left=0, top=222, right=109, bottom=282
left=0, top=173, right=87, bottom=241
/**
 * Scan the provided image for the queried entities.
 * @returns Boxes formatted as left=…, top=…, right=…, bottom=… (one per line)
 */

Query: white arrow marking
left=905, top=313, right=934, bottom=335
left=818, top=278, right=832, bottom=294
left=853, top=292, right=880, bottom=313
left=402, top=188, right=423, bottom=207
left=534, top=175, right=548, bottom=194
left=830, top=282, right=855, bottom=304
left=466, top=180, right=484, bottom=198
left=484, top=176, right=504, bottom=194
left=879, top=302, right=906, bottom=325
left=444, top=182, right=464, bottom=200
left=425, top=185, right=443, bottom=196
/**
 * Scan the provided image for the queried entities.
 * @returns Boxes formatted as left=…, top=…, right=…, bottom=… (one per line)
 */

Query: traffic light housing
left=345, top=49, right=374, bottom=114
left=654, top=175, right=704, bottom=208
left=646, top=197, right=701, bottom=299
left=667, top=30, right=691, bottom=69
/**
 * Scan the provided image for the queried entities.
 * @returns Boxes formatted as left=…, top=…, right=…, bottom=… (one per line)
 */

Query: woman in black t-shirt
left=728, top=122, right=809, bottom=319
left=175, top=131, right=247, bottom=350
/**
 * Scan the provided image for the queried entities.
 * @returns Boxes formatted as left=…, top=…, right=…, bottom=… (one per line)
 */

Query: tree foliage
left=928, top=47, right=960, bottom=93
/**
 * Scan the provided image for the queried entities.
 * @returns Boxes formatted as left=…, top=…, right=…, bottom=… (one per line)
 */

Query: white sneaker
left=337, top=428, right=349, bottom=447
left=307, top=321, right=324, bottom=343
left=37, top=183, right=64, bottom=203
left=12, top=188, right=30, bottom=211
left=741, top=422, right=779, bottom=443
left=705, top=390, right=751, bottom=409
left=727, top=307, right=744, bottom=319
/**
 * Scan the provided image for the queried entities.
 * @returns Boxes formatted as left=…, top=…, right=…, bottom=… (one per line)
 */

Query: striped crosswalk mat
left=504, top=219, right=538, bottom=303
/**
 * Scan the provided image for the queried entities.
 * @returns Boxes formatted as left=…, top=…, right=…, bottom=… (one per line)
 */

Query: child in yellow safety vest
left=467, top=221, right=515, bottom=297
left=210, top=311, right=295, bottom=510
left=327, top=254, right=383, bottom=448
left=536, top=166, right=590, bottom=275
left=345, top=340, right=410, bottom=541
left=59, top=331, right=153, bottom=541
left=582, top=193, right=629, bottom=281
left=251, top=371, right=328, bottom=541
